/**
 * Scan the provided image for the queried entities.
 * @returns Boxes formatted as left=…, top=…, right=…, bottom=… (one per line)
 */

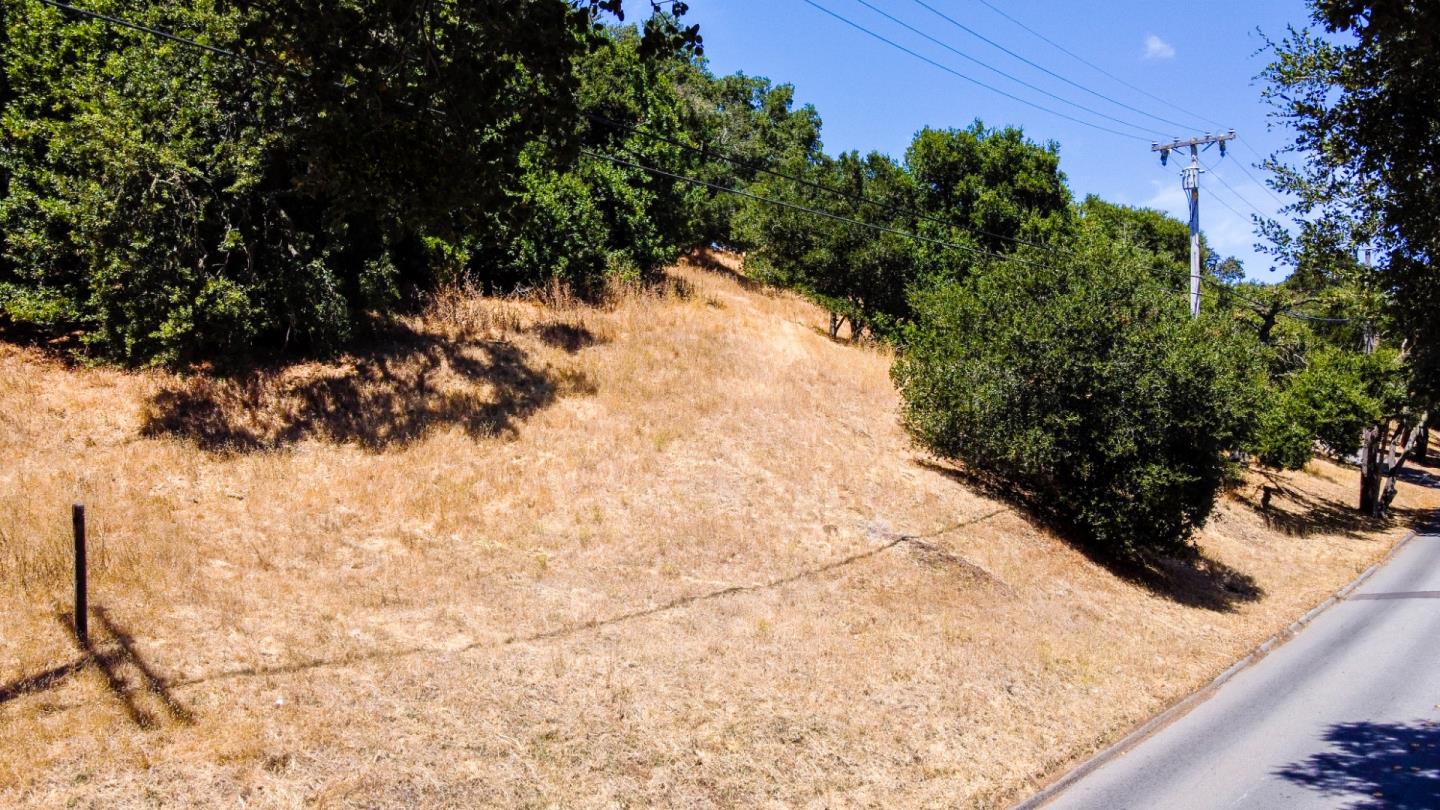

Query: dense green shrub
left=459, top=28, right=695, bottom=296
left=668, top=70, right=824, bottom=250
left=904, top=122, right=1072, bottom=287
left=893, top=229, right=1260, bottom=555
left=1077, top=196, right=1245, bottom=290
left=736, top=124, right=1075, bottom=340
left=1248, top=346, right=1400, bottom=469
left=481, top=154, right=673, bottom=295
left=0, top=0, right=690, bottom=365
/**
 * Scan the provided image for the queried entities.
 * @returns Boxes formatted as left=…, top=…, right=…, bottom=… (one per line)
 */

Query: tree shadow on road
left=915, top=458, right=1263, bottom=612
left=1275, top=720, right=1440, bottom=809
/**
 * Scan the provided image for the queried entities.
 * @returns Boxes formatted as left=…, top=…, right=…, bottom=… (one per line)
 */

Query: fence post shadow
left=3, top=606, right=200, bottom=729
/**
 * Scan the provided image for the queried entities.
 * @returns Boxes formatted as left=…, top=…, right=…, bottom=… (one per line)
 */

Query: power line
left=32, top=0, right=275, bottom=70
left=849, top=0, right=1165, bottom=137
left=1228, top=139, right=1288, bottom=207
left=1199, top=157, right=1271, bottom=220
left=27, top=0, right=1056, bottom=266
left=29, top=0, right=470, bottom=120
left=1154, top=132, right=1236, bottom=317
left=1204, top=184, right=1251, bottom=222
left=1234, top=137, right=1272, bottom=167
left=1189, top=162, right=1262, bottom=223
left=966, top=0, right=1223, bottom=133
left=907, top=0, right=1192, bottom=135
left=798, top=0, right=1153, bottom=142
left=584, top=111, right=1070, bottom=256
left=1150, top=136, right=1325, bottom=323
left=611, top=129, right=1203, bottom=305
left=33, top=0, right=1226, bottom=316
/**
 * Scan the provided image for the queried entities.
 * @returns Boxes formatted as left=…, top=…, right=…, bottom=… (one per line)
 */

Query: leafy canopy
left=0, top=0, right=697, bottom=364
left=894, top=221, right=1259, bottom=555
left=1261, top=0, right=1440, bottom=401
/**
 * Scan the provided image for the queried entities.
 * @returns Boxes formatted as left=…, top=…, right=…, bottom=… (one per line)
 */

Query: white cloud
left=1143, top=34, right=1176, bottom=60
left=1143, top=178, right=1187, bottom=212
left=1139, top=175, right=1287, bottom=280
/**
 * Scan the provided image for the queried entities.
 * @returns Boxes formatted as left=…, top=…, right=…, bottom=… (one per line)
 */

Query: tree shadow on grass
left=1242, top=468, right=1434, bottom=539
left=914, top=458, right=1263, bottom=612
left=528, top=322, right=605, bottom=354
left=140, top=320, right=594, bottom=453
left=1395, top=463, right=1440, bottom=491
left=681, top=248, right=771, bottom=295
left=1274, top=720, right=1440, bottom=809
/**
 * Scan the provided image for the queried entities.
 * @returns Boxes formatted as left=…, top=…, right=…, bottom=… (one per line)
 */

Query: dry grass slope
left=2, top=251, right=1437, bottom=808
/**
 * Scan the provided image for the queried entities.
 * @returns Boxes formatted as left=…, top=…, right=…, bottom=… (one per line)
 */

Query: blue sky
left=681, top=0, right=1324, bottom=281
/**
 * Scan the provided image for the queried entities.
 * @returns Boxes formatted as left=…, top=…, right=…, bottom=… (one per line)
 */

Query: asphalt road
left=1039, top=526, right=1440, bottom=810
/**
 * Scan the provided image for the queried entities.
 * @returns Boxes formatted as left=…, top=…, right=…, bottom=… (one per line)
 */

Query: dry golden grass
left=2, top=250, right=1437, bottom=808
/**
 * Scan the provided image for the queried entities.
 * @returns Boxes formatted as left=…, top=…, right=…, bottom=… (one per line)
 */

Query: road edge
left=1009, top=524, right=1426, bottom=810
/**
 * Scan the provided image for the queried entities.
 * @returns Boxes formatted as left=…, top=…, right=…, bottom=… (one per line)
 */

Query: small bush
left=1248, top=346, right=1394, bottom=469
left=893, top=234, right=1259, bottom=556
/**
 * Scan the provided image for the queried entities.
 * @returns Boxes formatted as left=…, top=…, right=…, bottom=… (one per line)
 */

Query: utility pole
left=1153, top=131, right=1236, bottom=317
left=1355, top=243, right=1385, bottom=514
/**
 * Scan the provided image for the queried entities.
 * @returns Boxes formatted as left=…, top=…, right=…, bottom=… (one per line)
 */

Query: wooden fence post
left=72, top=503, right=87, bottom=644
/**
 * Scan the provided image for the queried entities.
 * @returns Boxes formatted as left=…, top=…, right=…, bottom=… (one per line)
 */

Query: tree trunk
left=1378, top=422, right=1409, bottom=516
left=1358, top=423, right=1385, bottom=516
left=1364, top=418, right=1427, bottom=517
left=1417, top=416, right=1431, bottom=465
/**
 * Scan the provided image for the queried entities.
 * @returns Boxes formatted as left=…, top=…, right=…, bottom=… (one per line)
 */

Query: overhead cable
left=584, top=111, right=1069, bottom=256
left=967, top=0, right=1223, bottom=132
left=907, top=0, right=1191, bottom=134
left=584, top=148, right=1027, bottom=265
left=798, top=0, right=1153, bottom=142
left=851, top=0, right=1166, bottom=137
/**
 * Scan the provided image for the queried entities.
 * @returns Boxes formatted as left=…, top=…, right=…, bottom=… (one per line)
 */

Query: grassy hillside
left=2, top=251, right=1436, bottom=808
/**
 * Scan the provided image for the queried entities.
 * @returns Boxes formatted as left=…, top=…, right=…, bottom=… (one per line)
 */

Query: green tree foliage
left=0, top=0, right=692, bottom=364
left=905, top=122, right=1071, bottom=284
left=668, top=69, right=823, bottom=250
left=737, top=150, right=916, bottom=339
left=1257, top=1, right=1438, bottom=512
left=1080, top=197, right=1190, bottom=266
left=893, top=224, right=1259, bottom=555
left=581, top=0, right=703, bottom=58
left=738, top=122, right=1072, bottom=340
left=1078, top=193, right=1387, bottom=479
left=1192, top=266, right=1410, bottom=475
left=1078, top=196, right=1239, bottom=288
left=1249, top=346, right=1397, bottom=469
left=473, top=26, right=696, bottom=294
left=1220, top=276, right=1408, bottom=471
left=1262, top=0, right=1440, bottom=402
